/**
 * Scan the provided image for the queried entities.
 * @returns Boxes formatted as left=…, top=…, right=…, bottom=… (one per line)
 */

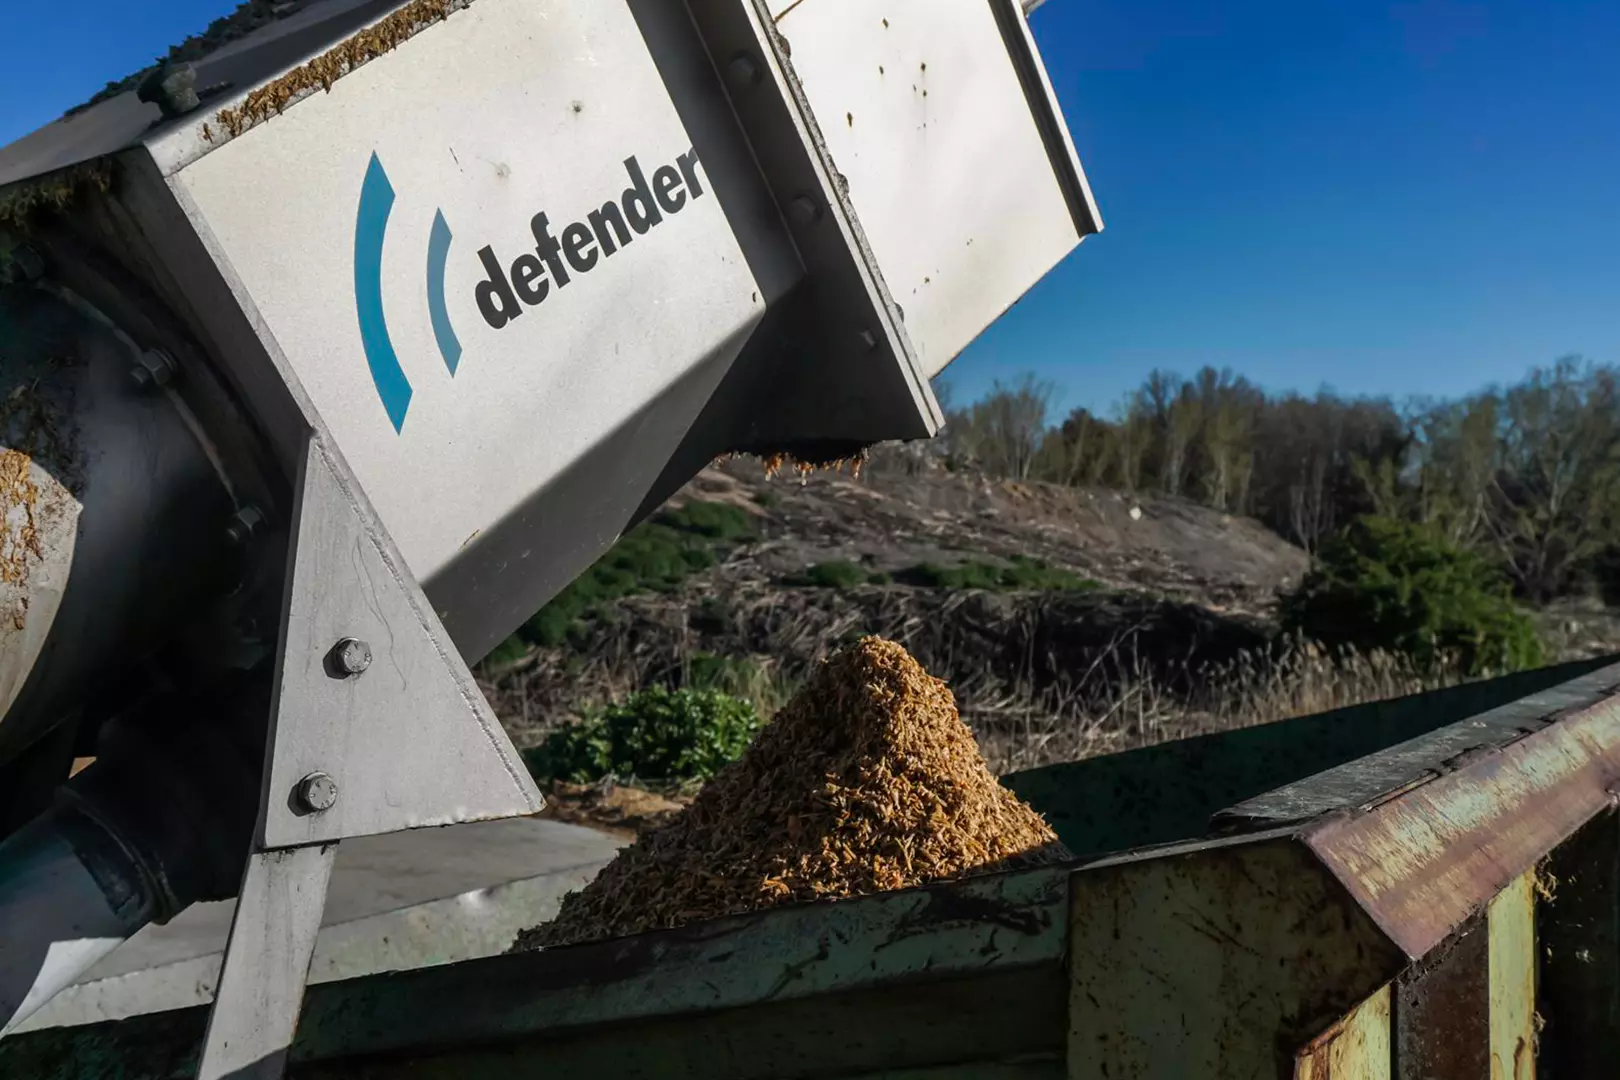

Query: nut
left=2, top=244, right=44, bottom=283
left=137, top=64, right=201, bottom=119
left=787, top=195, right=822, bottom=228
left=130, top=348, right=177, bottom=391
left=727, top=54, right=761, bottom=89
left=224, top=505, right=267, bottom=547
left=294, top=772, right=338, bottom=814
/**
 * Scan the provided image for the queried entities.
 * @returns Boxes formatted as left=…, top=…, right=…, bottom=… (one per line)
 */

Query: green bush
left=524, top=687, right=762, bottom=785
left=659, top=500, right=758, bottom=542
left=1281, top=516, right=1543, bottom=675
left=897, top=557, right=1098, bottom=592
left=483, top=502, right=758, bottom=660
left=787, top=560, right=870, bottom=589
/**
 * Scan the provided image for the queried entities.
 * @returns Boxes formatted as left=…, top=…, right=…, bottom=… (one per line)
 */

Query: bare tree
left=1483, top=357, right=1620, bottom=601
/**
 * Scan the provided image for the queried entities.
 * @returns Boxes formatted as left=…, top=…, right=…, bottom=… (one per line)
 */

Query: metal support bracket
left=196, top=432, right=543, bottom=1077
left=197, top=846, right=335, bottom=1080
left=256, top=436, right=541, bottom=850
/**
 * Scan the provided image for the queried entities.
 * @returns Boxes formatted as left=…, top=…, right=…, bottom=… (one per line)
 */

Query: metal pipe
left=0, top=810, right=153, bottom=1035
left=0, top=670, right=270, bottom=1033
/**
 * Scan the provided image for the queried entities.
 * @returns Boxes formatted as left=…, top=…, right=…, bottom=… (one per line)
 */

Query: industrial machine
left=12, top=2, right=1618, bottom=1077
left=0, top=0, right=1097, bottom=1075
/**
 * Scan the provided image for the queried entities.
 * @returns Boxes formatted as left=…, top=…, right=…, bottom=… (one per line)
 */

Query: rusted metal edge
left=1215, top=660, right=1620, bottom=832
left=1304, top=681, right=1620, bottom=959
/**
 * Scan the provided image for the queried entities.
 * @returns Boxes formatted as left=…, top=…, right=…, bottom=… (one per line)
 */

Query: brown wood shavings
left=0, top=160, right=114, bottom=231
left=212, top=0, right=475, bottom=140
left=714, top=449, right=870, bottom=482
left=512, top=637, right=1068, bottom=951
left=0, top=447, right=41, bottom=589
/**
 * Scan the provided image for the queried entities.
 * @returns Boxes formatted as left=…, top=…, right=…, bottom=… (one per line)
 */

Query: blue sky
left=3, top=1, right=1617, bottom=418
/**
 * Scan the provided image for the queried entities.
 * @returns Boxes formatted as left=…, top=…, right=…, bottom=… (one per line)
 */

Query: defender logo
left=475, top=151, right=707, bottom=330
left=352, top=148, right=708, bottom=434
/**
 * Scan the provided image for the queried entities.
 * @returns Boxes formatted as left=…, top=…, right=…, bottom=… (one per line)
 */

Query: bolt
left=2, top=244, right=44, bottom=283
left=858, top=329, right=879, bottom=350
left=130, top=348, right=177, bottom=391
left=787, top=195, right=822, bottom=228
left=294, top=772, right=338, bottom=814
left=137, top=64, right=201, bottom=119
left=727, top=54, right=761, bottom=90
left=329, top=637, right=373, bottom=678
left=224, top=505, right=267, bottom=547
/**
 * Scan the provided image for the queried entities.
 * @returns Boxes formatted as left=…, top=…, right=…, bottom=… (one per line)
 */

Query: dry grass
left=487, top=633, right=1466, bottom=782
left=970, top=636, right=1464, bottom=775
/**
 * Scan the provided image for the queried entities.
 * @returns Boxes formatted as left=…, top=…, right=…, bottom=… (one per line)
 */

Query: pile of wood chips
left=513, top=636, right=1068, bottom=951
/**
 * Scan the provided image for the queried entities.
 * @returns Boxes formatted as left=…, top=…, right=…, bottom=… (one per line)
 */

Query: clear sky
left=3, top=1, right=1617, bottom=417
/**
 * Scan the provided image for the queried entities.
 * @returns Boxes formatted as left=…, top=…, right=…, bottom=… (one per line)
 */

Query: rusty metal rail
left=4, top=656, right=1618, bottom=1078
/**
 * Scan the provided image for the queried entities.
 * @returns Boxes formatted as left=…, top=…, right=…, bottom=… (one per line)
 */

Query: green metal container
left=5, top=654, right=1617, bottom=1079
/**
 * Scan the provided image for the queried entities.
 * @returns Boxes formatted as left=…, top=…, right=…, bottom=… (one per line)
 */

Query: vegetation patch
left=1281, top=516, right=1544, bottom=675
left=484, top=501, right=757, bottom=663
left=896, top=556, right=1097, bottom=592
left=523, top=687, right=762, bottom=788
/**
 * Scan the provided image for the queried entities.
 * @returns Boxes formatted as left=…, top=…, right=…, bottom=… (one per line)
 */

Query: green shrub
left=524, top=687, right=762, bottom=785
left=787, top=560, right=870, bottom=589
left=896, top=557, right=1097, bottom=592
left=517, top=522, right=714, bottom=647
left=1000, top=555, right=1098, bottom=591
left=659, top=500, right=758, bottom=542
left=482, top=502, right=757, bottom=660
left=1281, top=516, right=1543, bottom=675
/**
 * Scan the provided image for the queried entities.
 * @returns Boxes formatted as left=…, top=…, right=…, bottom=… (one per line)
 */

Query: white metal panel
left=170, top=0, right=764, bottom=584
left=775, top=0, right=1097, bottom=377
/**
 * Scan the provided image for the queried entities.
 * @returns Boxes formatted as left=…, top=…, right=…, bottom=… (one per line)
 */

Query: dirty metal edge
left=1305, top=681, right=1620, bottom=959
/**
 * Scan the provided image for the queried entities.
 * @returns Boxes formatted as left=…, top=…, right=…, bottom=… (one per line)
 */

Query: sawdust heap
left=513, top=637, right=1067, bottom=950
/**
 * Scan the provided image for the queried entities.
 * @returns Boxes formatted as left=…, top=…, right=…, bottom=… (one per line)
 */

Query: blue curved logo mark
left=353, top=152, right=462, bottom=433
left=427, top=210, right=461, bottom=375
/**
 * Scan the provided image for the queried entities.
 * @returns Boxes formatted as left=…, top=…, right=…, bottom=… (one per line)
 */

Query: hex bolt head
left=787, top=195, right=823, bottom=228
left=137, top=63, right=201, bottom=119
left=330, top=637, right=373, bottom=678
left=727, top=53, right=761, bottom=89
left=224, top=505, right=267, bottom=547
left=130, top=348, right=177, bottom=391
left=294, top=772, right=339, bottom=814
left=4, top=245, right=45, bottom=283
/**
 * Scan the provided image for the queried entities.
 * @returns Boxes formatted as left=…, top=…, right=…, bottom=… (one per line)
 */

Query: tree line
left=936, top=356, right=1620, bottom=604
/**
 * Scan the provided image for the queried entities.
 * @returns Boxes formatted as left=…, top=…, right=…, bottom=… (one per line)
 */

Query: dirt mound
left=513, top=638, right=1067, bottom=950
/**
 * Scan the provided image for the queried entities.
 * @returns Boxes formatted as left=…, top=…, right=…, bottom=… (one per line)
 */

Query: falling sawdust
left=714, top=448, right=871, bottom=483
left=513, top=637, right=1068, bottom=950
